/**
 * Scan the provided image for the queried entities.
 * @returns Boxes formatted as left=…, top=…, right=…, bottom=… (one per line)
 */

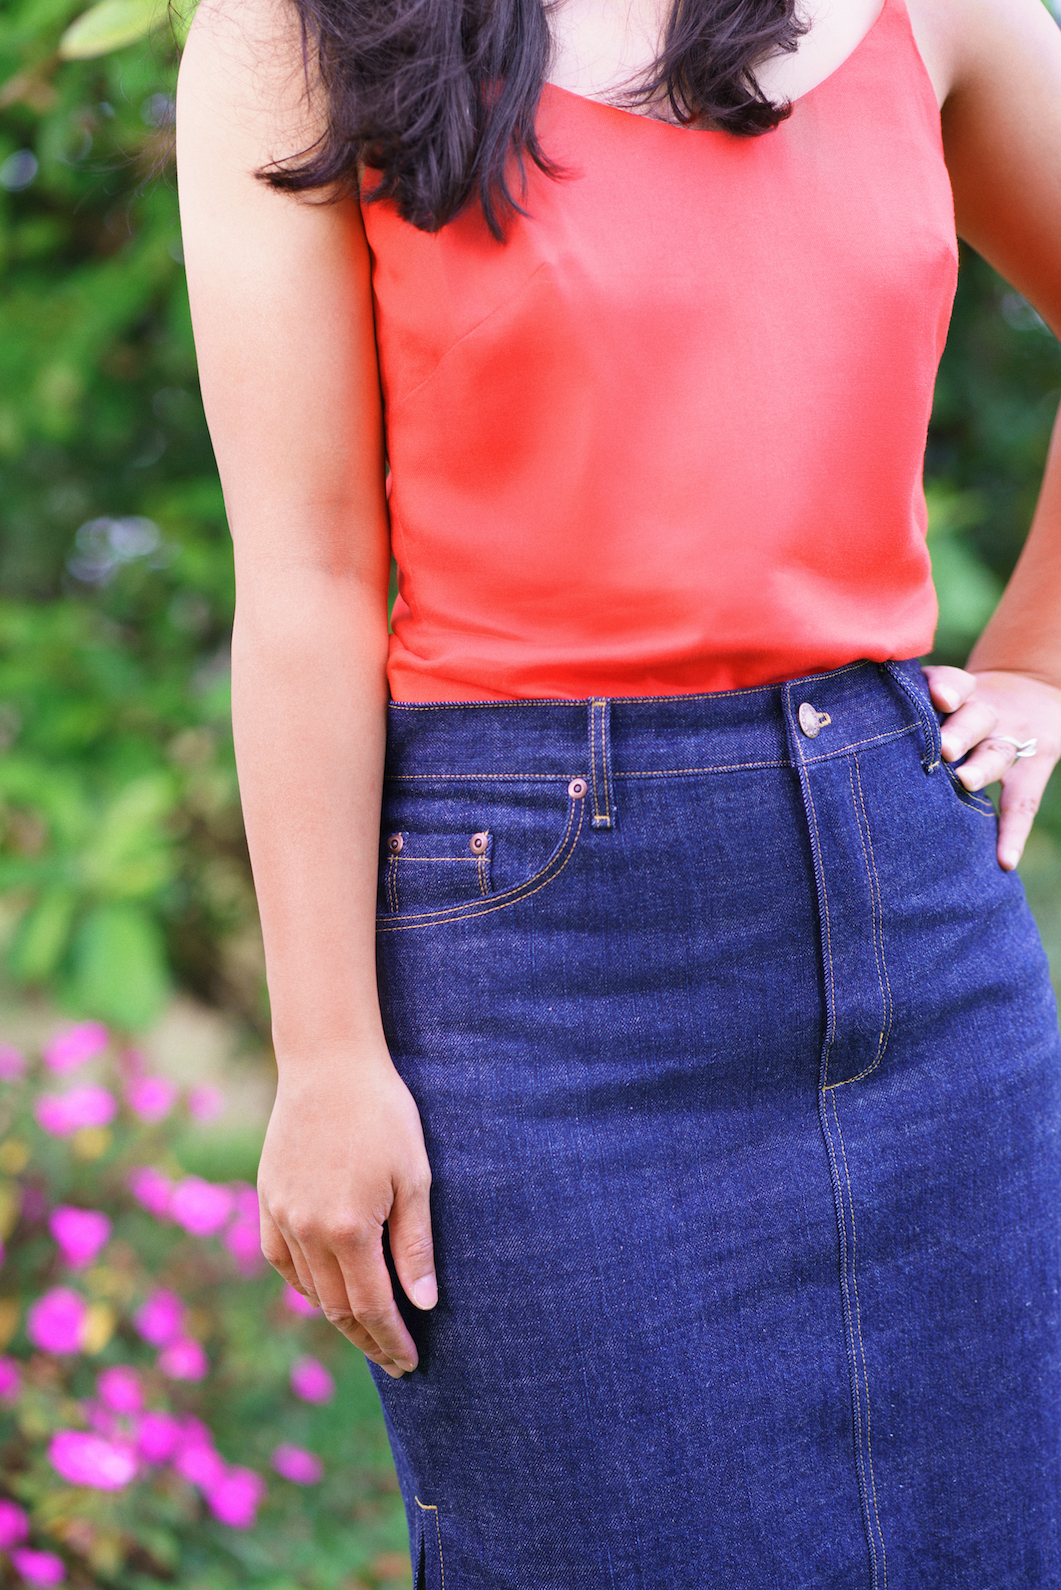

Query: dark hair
left=260, top=0, right=807, bottom=238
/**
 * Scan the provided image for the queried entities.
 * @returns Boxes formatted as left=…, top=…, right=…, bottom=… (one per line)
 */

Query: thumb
left=388, top=1175, right=437, bottom=1311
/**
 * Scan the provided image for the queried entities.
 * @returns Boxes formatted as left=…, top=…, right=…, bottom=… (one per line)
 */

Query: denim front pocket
left=381, top=828, right=493, bottom=914
left=377, top=776, right=587, bottom=931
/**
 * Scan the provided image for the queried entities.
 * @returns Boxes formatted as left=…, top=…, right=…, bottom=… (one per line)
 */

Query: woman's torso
left=363, top=0, right=958, bottom=702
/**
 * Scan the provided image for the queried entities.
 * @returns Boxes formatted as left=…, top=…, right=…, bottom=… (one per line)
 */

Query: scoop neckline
left=542, top=0, right=891, bottom=130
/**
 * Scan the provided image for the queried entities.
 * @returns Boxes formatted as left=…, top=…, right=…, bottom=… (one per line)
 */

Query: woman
left=176, top=0, right=1061, bottom=1580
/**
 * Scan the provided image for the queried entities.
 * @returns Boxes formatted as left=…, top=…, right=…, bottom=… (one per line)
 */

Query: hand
left=257, top=1053, right=437, bottom=1378
left=923, top=665, right=1061, bottom=870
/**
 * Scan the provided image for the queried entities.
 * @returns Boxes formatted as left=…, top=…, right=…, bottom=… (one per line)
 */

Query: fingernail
left=938, top=690, right=958, bottom=711
left=1000, top=850, right=1020, bottom=871
left=411, top=1277, right=438, bottom=1310
left=961, top=772, right=984, bottom=791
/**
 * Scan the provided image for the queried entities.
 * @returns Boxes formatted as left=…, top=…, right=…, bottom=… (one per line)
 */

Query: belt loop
left=588, top=698, right=615, bottom=828
left=881, top=661, right=941, bottom=773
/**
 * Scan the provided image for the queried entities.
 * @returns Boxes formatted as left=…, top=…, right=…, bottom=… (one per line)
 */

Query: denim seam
left=377, top=792, right=585, bottom=930
left=386, top=761, right=800, bottom=780
left=477, top=851, right=489, bottom=897
left=414, top=1498, right=445, bottom=1589
left=797, top=762, right=838, bottom=1087
left=387, top=852, right=399, bottom=914
left=800, top=723, right=919, bottom=765
left=822, top=760, right=893, bottom=1092
left=827, top=1093, right=888, bottom=1588
left=617, top=759, right=792, bottom=776
left=821, top=1101, right=875, bottom=1589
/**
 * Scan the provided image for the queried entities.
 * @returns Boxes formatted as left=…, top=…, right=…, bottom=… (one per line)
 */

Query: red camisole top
left=362, top=0, right=958, bottom=702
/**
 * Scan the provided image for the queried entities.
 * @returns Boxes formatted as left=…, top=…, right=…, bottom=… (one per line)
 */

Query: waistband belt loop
left=589, top=698, right=615, bottom=828
left=882, top=661, right=942, bottom=773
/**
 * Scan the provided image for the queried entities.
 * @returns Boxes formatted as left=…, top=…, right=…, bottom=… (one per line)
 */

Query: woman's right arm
left=176, top=0, right=435, bottom=1377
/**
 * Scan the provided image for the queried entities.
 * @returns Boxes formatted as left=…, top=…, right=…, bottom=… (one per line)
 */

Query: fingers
left=329, top=1227, right=421, bottom=1375
left=388, top=1174, right=438, bottom=1313
left=997, top=761, right=1050, bottom=871
left=308, top=1243, right=417, bottom=1379
left=923, top=664, right=977, bottom=715
left=260, top=1207, right=318, bottom=1303
left=938, top=696, right=999, bottom=771
left=262, top=1203, right=415, bottom=1377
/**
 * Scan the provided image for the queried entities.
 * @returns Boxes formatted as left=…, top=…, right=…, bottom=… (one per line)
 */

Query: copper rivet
left=387, top=833, right=403, bottom=853
left=470, top=832, right=488, bottom=854
left=568, top=777, right=588, bottom=798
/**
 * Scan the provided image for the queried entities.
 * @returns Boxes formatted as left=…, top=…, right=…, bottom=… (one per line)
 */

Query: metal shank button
left=469, top=832, right=489, bottom=855
left=798, top=702, right=825, bottom=739
left=568, top=777, right=588, bottom=799
left=387, top=833, right=403, bottom=854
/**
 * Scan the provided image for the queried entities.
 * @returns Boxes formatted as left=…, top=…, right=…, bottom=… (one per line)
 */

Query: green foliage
left=0, top=1025, right=410, bottom=1589
left=0, top=1, right=263, bottom=1031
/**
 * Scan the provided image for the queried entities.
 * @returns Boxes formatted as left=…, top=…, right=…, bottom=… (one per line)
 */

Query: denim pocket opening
left=942, top=760, right=997, bottom=819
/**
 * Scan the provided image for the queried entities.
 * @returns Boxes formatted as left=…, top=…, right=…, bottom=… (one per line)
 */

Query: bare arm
left=909, top=0, right=1061, bottom=865
left=177, top=0, right=434, bottom=1377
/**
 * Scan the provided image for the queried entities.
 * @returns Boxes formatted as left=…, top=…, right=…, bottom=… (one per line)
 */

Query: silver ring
left=995, top=735, right=1038, bottom=760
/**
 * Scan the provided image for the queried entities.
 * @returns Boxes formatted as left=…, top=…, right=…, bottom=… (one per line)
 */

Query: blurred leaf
left=80, top=772, right=177, bottom=899
left=58, top=0, right=164, bottom=57
left=5, top=884, right=77, bottom=981
left=65, top=898, right=170, bottom=1029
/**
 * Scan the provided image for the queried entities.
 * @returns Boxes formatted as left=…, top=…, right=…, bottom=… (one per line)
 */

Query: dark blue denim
left=373, top=658, right=1061, bottom=1589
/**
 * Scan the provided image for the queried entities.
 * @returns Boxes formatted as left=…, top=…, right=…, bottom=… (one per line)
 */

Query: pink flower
left=283, top=1286, right=318, bottom=1317
left=128, top=1167, right=172, bottom=1219
left=290, top=1355, right=335, bottom=1404
left=137, top=1410, right=182, bottom=1464
left=169, top=1177, right=233, bottom=1237
left=157, top=1338, right=208, bottom=1381
left=26, top=1289, right=87, bottom=1354
left=96, top=1366, right=142, bottom=1414
left=10, top=1548, right=65, bottom=1586
left=125, top=1075, right=177, bottom=1123
left=48, top=1430, right=136, bottom=1490
left=133, top=1290, right=184, bottom=1347
left=232, top=1183, right=259, bottom=1221
left=43, top=1023, right=108, bottom=1075
left=35, top=1086, right=116, bottom=1137
left=0, top=1498, right=29, bottom=1549
left=174, top=1440, right=226, bottom=1490
left=0, top=1045, right=26, bottom=1082
left=203, top=1466, right=265, bottom=1529
left=223, top=1220, right=262, bottom=1275
left=0, top=1357, right=21, bottom=1402
left=49, top=1207, right=111, bottom=1269
left=271, top=1444, right=323, bottom=1484
left=187, top=1085, right=224, bottom=1122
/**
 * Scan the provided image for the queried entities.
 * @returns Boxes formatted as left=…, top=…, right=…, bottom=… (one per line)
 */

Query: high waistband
left=384, top=659, right=941, bottom=793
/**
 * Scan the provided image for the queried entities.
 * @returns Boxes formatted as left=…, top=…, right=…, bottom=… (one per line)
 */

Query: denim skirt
left=372, top=658, right=1061, bottom=1590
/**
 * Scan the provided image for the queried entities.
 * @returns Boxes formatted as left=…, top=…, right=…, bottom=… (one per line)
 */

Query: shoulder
left=903, top=0, right=1061, bottom=106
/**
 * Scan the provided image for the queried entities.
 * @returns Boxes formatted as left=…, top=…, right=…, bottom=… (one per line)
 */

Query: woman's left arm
left=910, top=0, right=1061, bottom=868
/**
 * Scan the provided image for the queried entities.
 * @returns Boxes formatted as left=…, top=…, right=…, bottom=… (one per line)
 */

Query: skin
left=176, top=0, right=1061, bottom=1377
